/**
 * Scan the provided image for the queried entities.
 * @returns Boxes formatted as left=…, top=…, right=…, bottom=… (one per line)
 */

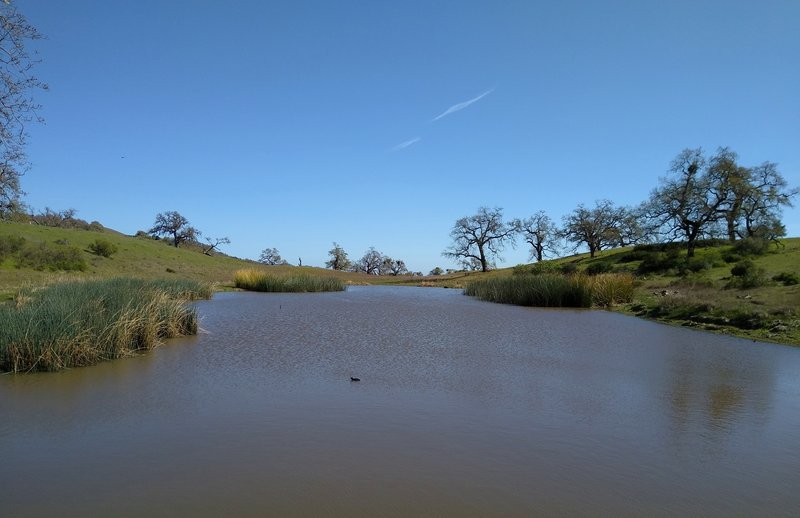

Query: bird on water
left=350, top=377, right=360, bottom=382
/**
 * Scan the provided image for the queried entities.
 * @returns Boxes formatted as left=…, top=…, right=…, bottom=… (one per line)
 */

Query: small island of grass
left=233, top=268, right=346, bottom=293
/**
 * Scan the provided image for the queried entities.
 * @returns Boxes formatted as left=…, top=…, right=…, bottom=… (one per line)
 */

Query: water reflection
left=2, top=287, right=799, bottom=516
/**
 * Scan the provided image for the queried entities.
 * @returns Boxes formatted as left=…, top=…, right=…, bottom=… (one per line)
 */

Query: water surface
left=2, top=286, right=799, bottom=516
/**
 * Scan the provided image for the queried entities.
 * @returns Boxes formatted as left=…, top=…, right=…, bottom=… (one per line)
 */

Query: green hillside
left=0, top=221, right=415, bottom=296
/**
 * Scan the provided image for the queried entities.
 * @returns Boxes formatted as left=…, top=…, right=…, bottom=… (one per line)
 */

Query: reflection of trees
left=708, top=384, right=744, bottom=422
left=666, top=349, right=774, bottom=445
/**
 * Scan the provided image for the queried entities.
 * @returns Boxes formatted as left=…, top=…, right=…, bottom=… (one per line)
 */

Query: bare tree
left=149, top=211, right=198, bottom=248
left=0, top=3, right=48, bottom=218
left=737, top=161, right=797, bottom=240
left=259, top=247, right=286, bottom=265
left=202, top=236, right=230, bottom=256
left=512, top=211, right=558, bottom=262
left=354, top=247, right=384, bottom=275
left=443, top=207, right=515, bottom=272
left=325, top=242, right=351, bottom=271
left=561, top=200, right=632, bottom=258
left=646, top=148, right=738, bottom=257
left=382, top=257, right=407, bottom=276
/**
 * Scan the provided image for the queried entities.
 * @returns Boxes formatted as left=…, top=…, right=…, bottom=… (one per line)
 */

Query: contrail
left=390, top=137, right=422, bottom=151
left=432, top=88, right=494, bottom=121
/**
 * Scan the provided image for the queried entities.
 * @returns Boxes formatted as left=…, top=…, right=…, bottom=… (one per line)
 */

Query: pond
left=2, top=286, right=799, bottom=516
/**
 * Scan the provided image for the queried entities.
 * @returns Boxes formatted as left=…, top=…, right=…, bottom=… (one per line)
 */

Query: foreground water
left=2, top=286, right=799, bottom=516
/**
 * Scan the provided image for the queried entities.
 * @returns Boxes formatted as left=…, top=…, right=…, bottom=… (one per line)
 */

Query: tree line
left=444, top=147, right=796, bottom=272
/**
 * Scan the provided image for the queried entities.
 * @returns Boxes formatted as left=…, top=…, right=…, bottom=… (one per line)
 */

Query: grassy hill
left=0, top=221, right=416, bottom=296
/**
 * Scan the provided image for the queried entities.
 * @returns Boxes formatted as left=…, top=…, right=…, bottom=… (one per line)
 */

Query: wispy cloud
left=390, top=136, right=421, bottom=151
left=432, top=88, right=494, bottom=122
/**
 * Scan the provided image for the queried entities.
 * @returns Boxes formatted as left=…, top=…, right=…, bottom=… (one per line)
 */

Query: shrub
left=16, top=242, right=87, bottom=271
left=636, top=250, right=681, bottom=274
left=88, top=221, right=104, bottom=232
left=732, top=237, right=770, bottom=257
left=0, top=235, right=26, bottom=260
left=88, top=238, right=119, bottom=258
left=586, top=262, right=613, bottom=275
left=560, top=262, right=578, bottom=275
left=512, top=264, right=531, bottom=276
left=773, top=272, right=799, bottom=286
left=617, top=249, right=651, bottom=263
left=728, top=260, right=767, bottom=289
left=730, top=260, right=755, bottom=278
left=678, top=255, right=716, bottom=275
left=529, top=260, right=561, bottom=275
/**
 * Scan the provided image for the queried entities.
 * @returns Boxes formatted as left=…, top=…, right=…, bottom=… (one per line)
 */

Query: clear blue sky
left=20, top=0, right=800, bottom=272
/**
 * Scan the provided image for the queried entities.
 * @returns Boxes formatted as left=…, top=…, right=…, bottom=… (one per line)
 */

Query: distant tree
left=325, top=242, right=352, bottom=271
left=149, top=211, right=198, bottom=248
left=736, top=161, right=797, bottom=240
left=429, top=266, right=444, bottom=276
left=385, top=258, right=408, bottom=276
left=354, top=247, right=384, bottom=275
left=443, top=207, right=515, bottom=272
left=0, top=2, right=48, bottom=218
left=202, top=236, right=230, bottom=256
left=561, top=200, right=632, bottom=258
left=259, top=247, right=286, bottom=265
left=512, top=211, right=558, bottom=262
left=646, top=148, right=739, bottom=256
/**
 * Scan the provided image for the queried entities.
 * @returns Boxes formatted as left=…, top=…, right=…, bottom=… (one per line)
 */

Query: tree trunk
left=726, top=214, right=738, bottom=242
left=478, top=246, right=488, bottom=272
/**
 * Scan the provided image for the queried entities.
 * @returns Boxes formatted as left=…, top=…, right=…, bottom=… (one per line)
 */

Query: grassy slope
left=0, top=221, right=416, bottom=296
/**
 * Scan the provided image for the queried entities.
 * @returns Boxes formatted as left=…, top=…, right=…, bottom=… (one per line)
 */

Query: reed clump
left=234, top=269, right=345, bottom=293
left=0, top=278, right=211, bottom=373
left=465, top=273, right=634, bottom=308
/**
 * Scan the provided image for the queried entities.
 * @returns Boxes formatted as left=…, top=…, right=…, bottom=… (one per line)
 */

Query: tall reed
left=234, top=269, right=345, bottom=292
left=0, top=278, right=211, bottom=373
left=464, top=273, right=634, bottom=308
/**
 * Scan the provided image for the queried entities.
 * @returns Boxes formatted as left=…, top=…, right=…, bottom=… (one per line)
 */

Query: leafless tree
left=203, top=236, right=230, bottom=256
left=561, top=200, right=634, bottom=258
left=736, top=161, right=797, bottom=240
left=354, top=247, right=384, bottom=275
left=149, top=211, right=198, bottom=248
left=384, top=257, right=407, bottom=276
left=443, top=207, right=515, bottom=272
left=0, top=2, right=48, bottom=217
left=512, top=211, right=558, bottom=262
left=258, top=247, right=286, bottom=265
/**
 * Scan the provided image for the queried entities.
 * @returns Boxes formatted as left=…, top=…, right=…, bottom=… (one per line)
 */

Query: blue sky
left=20, top=0, right=800, bottom=272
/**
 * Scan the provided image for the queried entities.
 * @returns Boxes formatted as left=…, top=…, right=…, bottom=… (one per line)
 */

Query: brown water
left=2, top=286, right=800, bottom=516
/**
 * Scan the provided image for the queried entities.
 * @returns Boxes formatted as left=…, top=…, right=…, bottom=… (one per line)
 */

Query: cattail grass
left=234, top=269, right=345, bottom=292
left=464, top=273, right=634, bottom=308
left=0, top=278, right=211, bottom=373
